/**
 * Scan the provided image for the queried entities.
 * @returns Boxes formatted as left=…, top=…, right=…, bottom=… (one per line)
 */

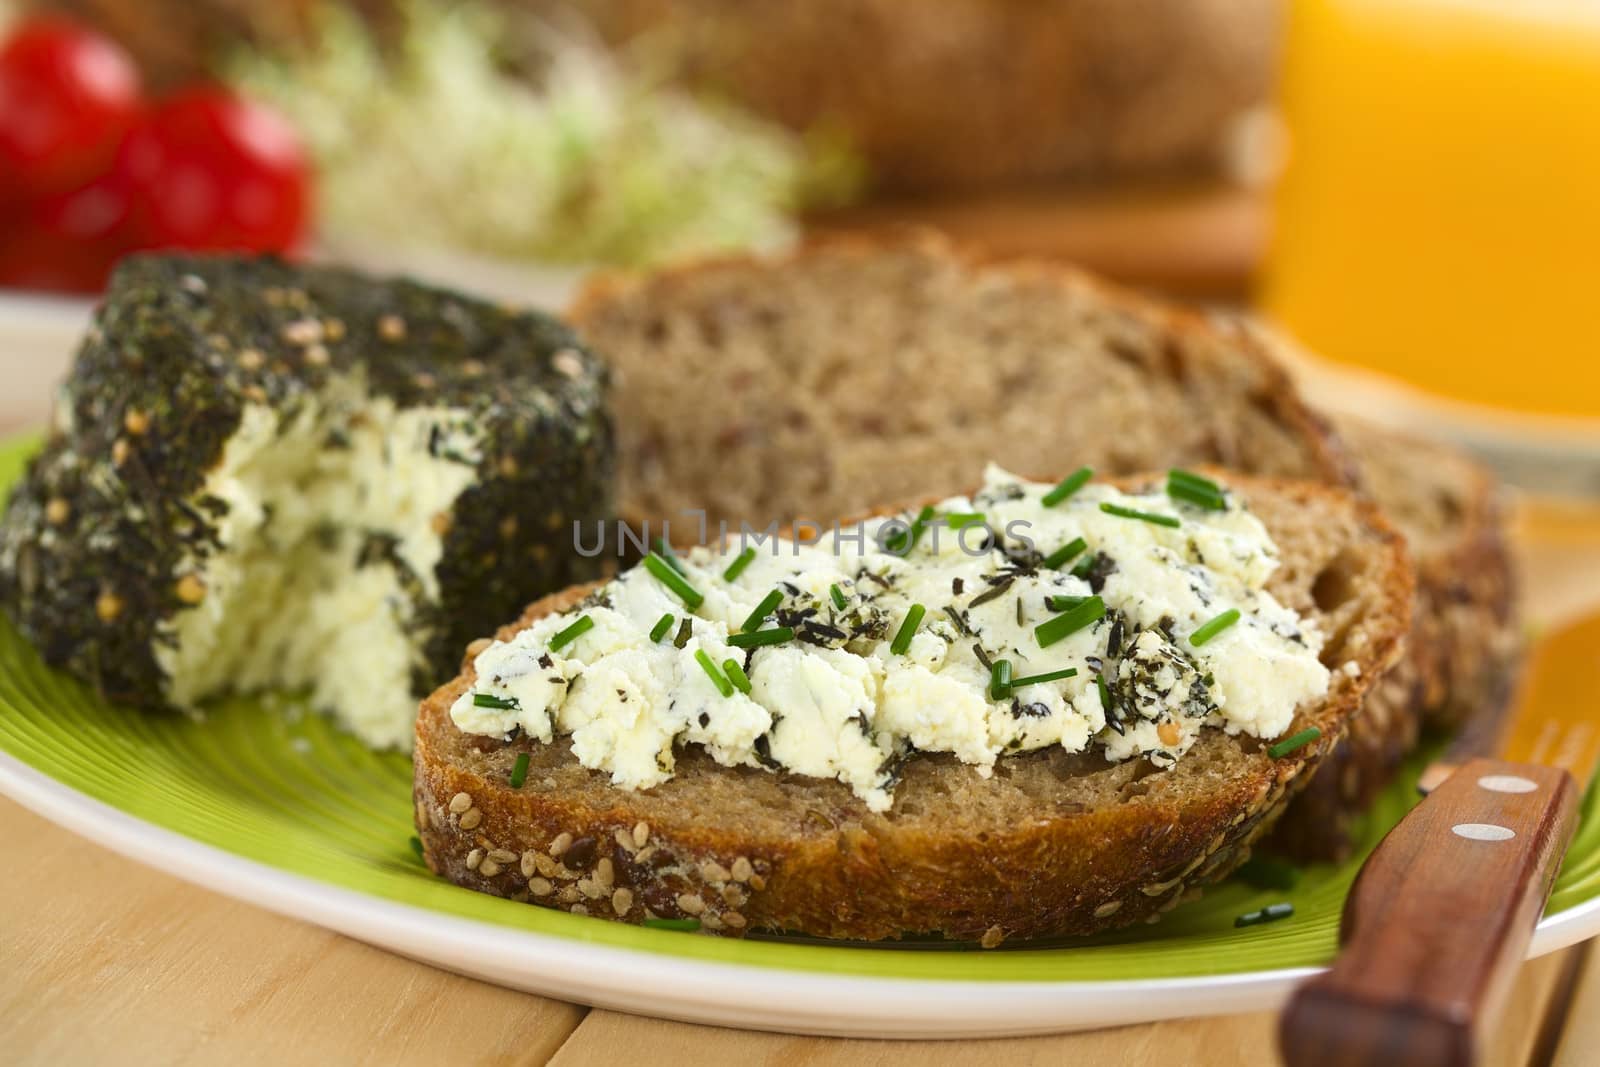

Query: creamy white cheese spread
left=452, top=466, right=1330, bottom=810
left=159, top=370, right=482, bottom=749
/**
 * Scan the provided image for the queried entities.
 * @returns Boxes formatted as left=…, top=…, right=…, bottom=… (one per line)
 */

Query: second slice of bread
left=570, top=235, right=1356, bottom=529
left=1266, top=418, right=1518, bottom=860
left=414, top=472, right=1412, bottom=943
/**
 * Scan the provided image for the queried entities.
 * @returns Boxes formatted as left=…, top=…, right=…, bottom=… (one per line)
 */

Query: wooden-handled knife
left=1279, top=612, right=1600, bottom=1067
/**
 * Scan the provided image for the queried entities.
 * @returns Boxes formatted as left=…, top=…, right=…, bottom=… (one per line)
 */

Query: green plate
left=0, top=432, right=1595, bottom=1036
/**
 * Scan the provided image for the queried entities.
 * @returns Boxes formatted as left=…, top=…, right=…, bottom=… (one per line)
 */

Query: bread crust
left=568, top=231, right=1363, bottom=517
left=414, top=473, right=1413, bottom=942
left=1267, top=422, right=1519, bottom=861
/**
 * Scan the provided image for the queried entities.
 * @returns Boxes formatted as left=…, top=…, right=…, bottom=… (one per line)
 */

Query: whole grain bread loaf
left=414, top=472, right=1412, bottom=942
left=535, top=0, right=1277, bottom=191
left=570, top=236, right=1355, bottom=530
left=1267, top=419, right=1518, bottom=861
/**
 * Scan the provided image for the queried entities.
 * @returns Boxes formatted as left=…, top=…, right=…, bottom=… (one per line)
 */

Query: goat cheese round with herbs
left=0, top=255, right=613, bottom=750
left=452, top=466, right=1330, bottom=810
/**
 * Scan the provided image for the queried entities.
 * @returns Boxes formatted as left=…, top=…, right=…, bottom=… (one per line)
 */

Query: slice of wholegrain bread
left=1340, top=418, right=1517, bottom=728
left=1267, top=418, right=1518, bottom=861
left=414, top=472, right=1412, bottom=942
left=569, top=235, right=1357, bottom=529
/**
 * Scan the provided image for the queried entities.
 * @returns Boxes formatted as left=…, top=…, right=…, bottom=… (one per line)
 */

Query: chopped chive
left=727, top=626, right=794, bottom=648
left=1042, top=536, right=1088, bottom=571
left=989, top=659, right=1013, bottom=701
left=1034, top=595, right=1106, bottom=648
left=643, top=917, right=702, bottom=932
left=1042, top=466, right=1094, bottom=507
left=1099, top=502, right=1180, bottom=528
left=886, top=505, right=936, bottom=554
left=649, top=613, right=676, bottom=643
left=1070, top=553, right=1100, bottom=579
left=409, top=835, right=425, bottom=861
left=548, top=614, right=594, bottom=652
left=1169, top=484, right=1226, bottom=510
left=1234, top=902, right=1295, bottom=928
left=1267, top=727, right=1322, bottom=759
left=695, top=649, right=733, bottom=698
left=723, top=658, right=752, bottom=694
left=473, top=692, right=518, bottom=710
left=1189, top=608, right=1241, bottom=647
left=944, top=511, right=987, bottom=529
left=830, top=583, right=848, bottom=610
left=722, top=547, right=757, bottom=582
left=509, top=751, right=530, bottom=788
left=644, top=552, right=703, bottom=609
left=1167, top=470, right=1228, bottom=511
left=1011, top=667, right=1079, bottom=688
left=741, top=589, right=784, bottom=632
left=1168, top=473, right=1222, bottom=494
left=890, top=603, right=927, bottom=655
left=1046, top=595, right=1088, bottom=612
left=653, top=537, right=687, bottom=575
left=1235, top=857, right=1301, bottom=891
left=1168, top=468, right=1225, bottom=499
left=673, top=617, right=693, bottom=649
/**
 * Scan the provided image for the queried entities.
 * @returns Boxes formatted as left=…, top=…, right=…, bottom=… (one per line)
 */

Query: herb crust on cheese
left=0, top=255, right=613, bottom=749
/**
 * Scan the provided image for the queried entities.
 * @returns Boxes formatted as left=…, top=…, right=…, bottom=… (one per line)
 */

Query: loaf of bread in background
left=543, top=0, right=1278, bottom=191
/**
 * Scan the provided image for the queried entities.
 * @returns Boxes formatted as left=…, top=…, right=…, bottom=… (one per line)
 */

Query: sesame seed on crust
left=95, top=592, right=124, bottom=623
left=174, top=574, right=206, bottom=605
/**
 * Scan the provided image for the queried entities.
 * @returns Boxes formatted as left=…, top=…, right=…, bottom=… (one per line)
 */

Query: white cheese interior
left=158, top=371, right=482, bottom=749
left=453, top=466, right=1331, bottom=811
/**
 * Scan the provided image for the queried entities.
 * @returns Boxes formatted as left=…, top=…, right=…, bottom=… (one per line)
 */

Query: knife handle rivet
left=1453, top=822, right=1517, bottom=841
left=1478, top=775, right=1538, bottom=794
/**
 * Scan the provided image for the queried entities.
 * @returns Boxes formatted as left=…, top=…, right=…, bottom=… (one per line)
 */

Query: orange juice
left=1260, top=0, right=1600, bottom=419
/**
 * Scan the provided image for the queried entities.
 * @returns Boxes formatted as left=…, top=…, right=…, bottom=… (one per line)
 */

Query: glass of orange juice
left=1260, top=0, right=1600, bottom=424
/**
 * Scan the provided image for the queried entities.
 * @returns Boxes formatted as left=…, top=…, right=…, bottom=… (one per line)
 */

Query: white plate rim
left=2, top=748, right=1598, bottom=1039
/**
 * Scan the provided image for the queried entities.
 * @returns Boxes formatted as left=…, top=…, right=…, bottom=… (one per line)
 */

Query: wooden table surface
left=6, top=185, right=1600, bottom=1064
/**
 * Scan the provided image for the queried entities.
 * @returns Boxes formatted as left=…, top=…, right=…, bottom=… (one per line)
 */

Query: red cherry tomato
left=0, top=215, right=123, bottom=293
left=0, top=172, right=136, bottom=293
left=35, top=170, right=136, bottom=245
left=0, top=17, right=142, bottom=200
left=117, top=87, right=310, bottom=254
